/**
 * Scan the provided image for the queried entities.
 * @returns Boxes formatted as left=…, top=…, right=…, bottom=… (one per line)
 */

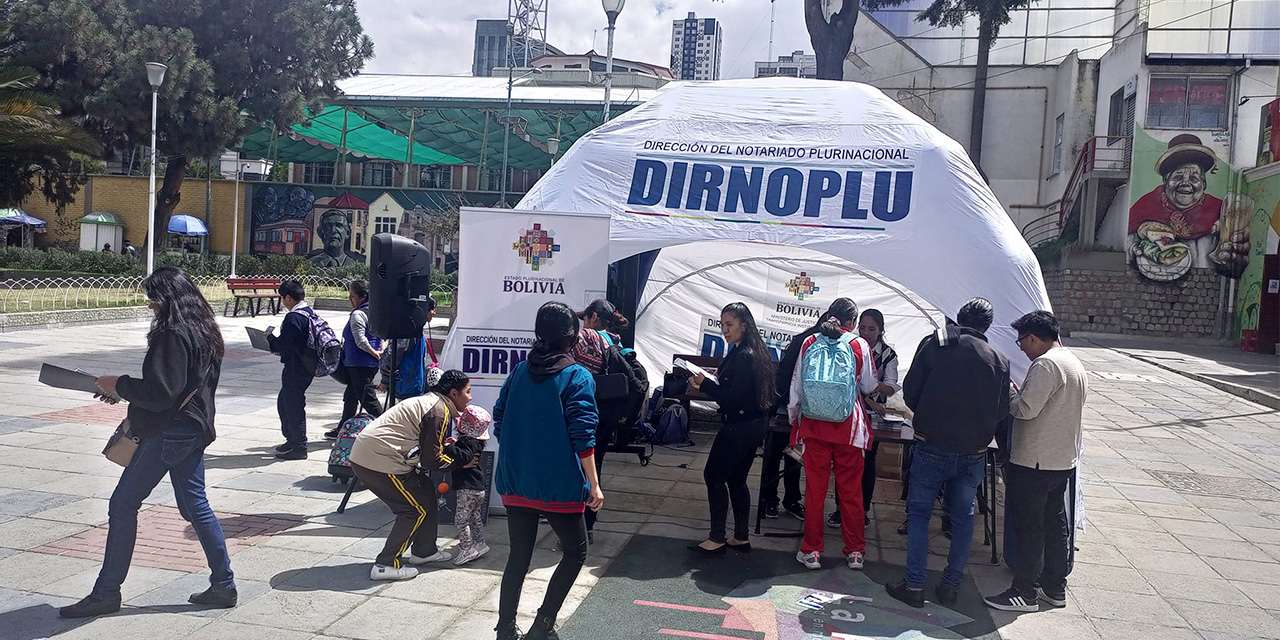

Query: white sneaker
left=846, top=551, right=865, bottom=570
left=453, top=543, right=491, bottom=566
left=796, top=551, right=821, bottom=570
left=370, top=564, right=418, bottom=581
left=407, top=550, right=453, bottom=565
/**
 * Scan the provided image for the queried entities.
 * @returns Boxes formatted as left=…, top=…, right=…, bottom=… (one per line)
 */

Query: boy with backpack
left=787, top=300, right=880, bottom=571
left=267, top=279, right=341, bottom=460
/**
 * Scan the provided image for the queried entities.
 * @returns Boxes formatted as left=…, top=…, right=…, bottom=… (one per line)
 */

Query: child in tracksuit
left=447, top=405, right=491, bottom=566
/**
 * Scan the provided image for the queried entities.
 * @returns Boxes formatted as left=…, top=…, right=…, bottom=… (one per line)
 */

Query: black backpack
left=594, top=332, right=650, bottom=449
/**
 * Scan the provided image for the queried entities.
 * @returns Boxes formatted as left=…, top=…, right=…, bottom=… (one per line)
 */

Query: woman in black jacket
left=688, top=302, right=775, bottom=554
left=60, top=267, right=236, bottom=618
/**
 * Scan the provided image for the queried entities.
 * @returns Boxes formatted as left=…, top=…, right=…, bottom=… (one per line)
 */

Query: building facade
left=670, top=12, right=723, bottom=81
left=755, top=51, right=817, bottom=79
left=473, top=19, right=563, bottom=77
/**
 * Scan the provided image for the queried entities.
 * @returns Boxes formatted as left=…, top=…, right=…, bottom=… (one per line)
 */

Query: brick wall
left=24, top=175, right=249, bottom=254
left=1043, top=267, right=1223, bottom=336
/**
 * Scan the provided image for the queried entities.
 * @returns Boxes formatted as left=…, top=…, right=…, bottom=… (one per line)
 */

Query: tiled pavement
left=0, top=312, right=1277, bottom=639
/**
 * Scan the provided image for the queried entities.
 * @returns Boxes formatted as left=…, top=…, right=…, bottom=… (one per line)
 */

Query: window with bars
left=419, top=165, right=453, bottom=189
left=361, top=162, right=394, bottom=187
left=303, top=163, right=334, bottom=184
left=480, top=168, right=507, bottom=191
left=1146, top=76, right=1229, bottom=130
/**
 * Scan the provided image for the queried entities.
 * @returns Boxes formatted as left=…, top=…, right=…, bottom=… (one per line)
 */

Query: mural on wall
left=1234, top=170, right=1280, bottom=341
left=250, top=184, right=456, bottom=266
left=1257, top=98, right=1279, bottom=168
left=1127, top=128, right=1251, bottom=282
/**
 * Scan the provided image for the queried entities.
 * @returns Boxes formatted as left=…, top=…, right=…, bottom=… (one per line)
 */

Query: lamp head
left=145, top=62, right=167, bottom=90
left=601, top=0, right=625, bottom=19
left=547, top=137, right=560, bottom=155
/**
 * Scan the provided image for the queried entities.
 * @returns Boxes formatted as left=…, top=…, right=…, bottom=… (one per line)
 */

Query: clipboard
left=39, top=363, right=114, bottom=397
left=245, top=326, right=273, bottom=351
left=673, top=358, right=718, bottom=384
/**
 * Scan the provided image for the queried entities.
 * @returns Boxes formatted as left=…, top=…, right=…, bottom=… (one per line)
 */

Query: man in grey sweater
left=984, top=310, right=1088, bottom=613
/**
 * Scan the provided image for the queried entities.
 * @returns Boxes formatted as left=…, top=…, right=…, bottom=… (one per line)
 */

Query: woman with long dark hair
left=494, top=301, right=603, bottom=640
left=689, top=302, right=775, bottom=555
left=61, top=266, right=236, bottom=618
left=788, top=299, right=880, bottom=571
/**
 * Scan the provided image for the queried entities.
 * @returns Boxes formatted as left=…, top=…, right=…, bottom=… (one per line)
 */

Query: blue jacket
left=494, top=362, right=598, bottom=513
left=341, top=303, right=383, bottom=369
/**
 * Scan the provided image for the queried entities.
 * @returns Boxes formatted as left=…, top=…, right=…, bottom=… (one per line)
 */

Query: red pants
left=802, top=438, right=866, bottom=555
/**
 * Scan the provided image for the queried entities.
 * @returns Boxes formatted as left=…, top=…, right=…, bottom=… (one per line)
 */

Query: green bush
left=0, top=247, right=374, bottom=279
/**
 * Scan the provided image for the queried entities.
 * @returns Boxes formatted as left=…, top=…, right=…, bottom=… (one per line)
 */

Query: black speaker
left=369, top=233, right=433, bottom=339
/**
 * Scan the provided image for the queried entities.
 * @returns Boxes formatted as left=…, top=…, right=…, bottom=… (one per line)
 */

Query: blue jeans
left=905, top=441, right=986, bottom=590
left=93, top=423, right=235, bottom=597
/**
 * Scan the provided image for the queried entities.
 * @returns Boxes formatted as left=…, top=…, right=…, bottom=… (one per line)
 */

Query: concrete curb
left=0, top=306, right=154, bottom=333
left=1094, top=344, right=1280, bottom=411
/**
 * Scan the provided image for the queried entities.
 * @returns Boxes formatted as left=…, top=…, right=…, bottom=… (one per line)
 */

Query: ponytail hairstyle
left=580, top=298, right=630, bottom=331
left=430, top=369, right=470, bottom=396
left=721, top=302, right=776, bottom=412
left=817, top=297, right=859, bottom=339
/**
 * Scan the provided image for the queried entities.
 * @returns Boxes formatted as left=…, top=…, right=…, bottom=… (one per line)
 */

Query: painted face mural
left=1127, top=130, right=1251, bottom=281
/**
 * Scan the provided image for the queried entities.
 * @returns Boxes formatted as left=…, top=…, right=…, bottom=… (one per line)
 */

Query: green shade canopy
left=78, top=211, right=125, bottom=226
left=353, top=105, right=626, bottom=170
left=240, top=106, right=464, bottom=166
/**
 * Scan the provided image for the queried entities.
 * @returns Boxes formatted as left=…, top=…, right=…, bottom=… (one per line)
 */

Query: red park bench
left=224, top=277, right=282, bottom=318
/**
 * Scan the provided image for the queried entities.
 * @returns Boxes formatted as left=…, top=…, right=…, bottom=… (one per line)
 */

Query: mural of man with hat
left=1127, top=133, right=1250, bottom=278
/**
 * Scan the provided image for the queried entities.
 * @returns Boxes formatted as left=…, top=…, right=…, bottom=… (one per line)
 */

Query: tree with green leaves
left=866, top=0, right=1037, bottom=172
left=9, top=0, right=374, bottom=243
left=0, top=65, right=100, bottom=215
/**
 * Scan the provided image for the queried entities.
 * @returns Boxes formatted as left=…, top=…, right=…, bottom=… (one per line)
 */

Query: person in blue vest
left=326, top=280, right=385, bottom=439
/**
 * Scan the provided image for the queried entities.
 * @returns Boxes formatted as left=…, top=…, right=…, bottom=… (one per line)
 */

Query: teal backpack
left=799, top=333, right=858, bottom=422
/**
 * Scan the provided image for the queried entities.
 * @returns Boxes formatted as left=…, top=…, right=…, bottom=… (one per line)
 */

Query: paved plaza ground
left=0, top=312, right=1278, bottom=639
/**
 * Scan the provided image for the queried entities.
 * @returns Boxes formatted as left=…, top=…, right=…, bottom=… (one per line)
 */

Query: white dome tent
left=519, top=78, right=1051, bottom=378
left=634, top=241, right=946, bottom=392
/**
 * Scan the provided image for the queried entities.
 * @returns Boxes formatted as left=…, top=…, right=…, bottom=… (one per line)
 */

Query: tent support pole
left=404, top=109, right=417, bottom=188
left=335, top=108, right=350, bottom=186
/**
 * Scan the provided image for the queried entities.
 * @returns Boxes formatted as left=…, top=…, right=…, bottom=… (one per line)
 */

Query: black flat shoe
left=59, top=593, right=121, bottom=619
left=687, top=542, right=727, bottom=555
left=886, top=580, right=925, bottom=608
left=189, top=587, right=238, bottom=608
left=727, top=541, right=752, bottom=553
left=934, top=584, right=959, bottom=607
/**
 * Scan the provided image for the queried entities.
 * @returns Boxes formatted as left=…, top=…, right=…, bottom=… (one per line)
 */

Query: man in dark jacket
left=887, top=298, right=1010, bottom=608
left=267, top=280, right=314, bottom=460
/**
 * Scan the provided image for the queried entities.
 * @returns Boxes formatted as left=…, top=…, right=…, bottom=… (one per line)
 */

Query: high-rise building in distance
left=473, top=19, right=563, bottom=77
left=670, top=12, right=722, bottom=81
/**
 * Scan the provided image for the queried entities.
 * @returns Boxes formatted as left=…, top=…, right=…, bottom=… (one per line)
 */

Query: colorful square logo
left=513, top=223, right=561, bottom=271
left=786, top=272, right=819, bottom=300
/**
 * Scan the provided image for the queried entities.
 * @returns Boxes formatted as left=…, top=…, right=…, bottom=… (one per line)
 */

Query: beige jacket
left=349, top=393, right=456, bottom=475
left=1009, top=346, right=1088, bottom=471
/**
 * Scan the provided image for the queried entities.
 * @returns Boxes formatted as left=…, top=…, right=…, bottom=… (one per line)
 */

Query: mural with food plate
left=1127, top=128, right=1251, bottom=282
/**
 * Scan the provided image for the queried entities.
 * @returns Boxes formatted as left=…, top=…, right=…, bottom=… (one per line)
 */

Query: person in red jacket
left=788, top=301, right=880, bottom=571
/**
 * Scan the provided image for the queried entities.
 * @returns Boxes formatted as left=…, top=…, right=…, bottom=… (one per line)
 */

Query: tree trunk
left=805, top=0, right=858, bottom=81
left=153, top=155, right=188, bottom=245
left=969, top=26, right=992, bottom=176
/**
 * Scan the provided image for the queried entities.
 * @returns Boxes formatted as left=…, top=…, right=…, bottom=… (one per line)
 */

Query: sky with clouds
left=353, top=0, right=818, bottom=79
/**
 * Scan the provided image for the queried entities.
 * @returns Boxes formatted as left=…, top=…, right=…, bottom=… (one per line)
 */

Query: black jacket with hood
left=902, top=325, right=1010, bottom=454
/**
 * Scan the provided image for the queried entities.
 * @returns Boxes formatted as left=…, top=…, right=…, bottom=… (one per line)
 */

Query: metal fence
left=0, top=275, right=457, bottom=314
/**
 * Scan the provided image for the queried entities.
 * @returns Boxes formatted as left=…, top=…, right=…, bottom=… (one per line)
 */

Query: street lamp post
left=601, top=0, right=626, bottom=123
left=144, top=62, right=167, bottom=275
left=500, top=66, right=541, bottom=208
left=230, top=162, right=249, bottom=278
